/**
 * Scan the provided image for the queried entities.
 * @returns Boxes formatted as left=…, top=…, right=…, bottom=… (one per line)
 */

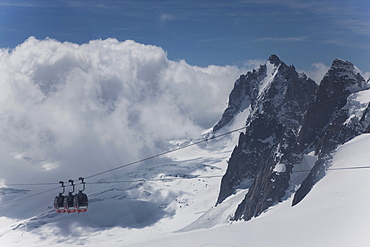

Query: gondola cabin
left=74, top=177, right=88, bottom=213
left=54, top=178, right=88, bottom=214
left=64, top=192, right=77, bottom=213
left=54, top=194, right=66, bottom=213
left=74, top=191, right=88, bottom=213
left=54, top=181, right=66, bottom=213
left=63, top=179, right=77, bottom=213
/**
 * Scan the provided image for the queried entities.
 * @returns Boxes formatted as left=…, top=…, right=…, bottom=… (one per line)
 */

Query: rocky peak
left=216, top=56, right=370, bottom=222
left=298, top=58, right=368, bottom=151
left=213, top=56, right=281, bottom=133
left=216, top=55, right=317, bottom=218
left=332, top=58, right=353, bottom=69
left=292, top=61, right=369, bottom=206
left=323, top=58, right=366, bottom=93
left=213, top=55, right=304, bottom=133
left=268, top=54, right=282, bottom=66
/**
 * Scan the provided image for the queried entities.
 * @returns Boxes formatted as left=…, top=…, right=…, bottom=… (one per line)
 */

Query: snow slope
left=1, top=131, right=370, bottom=246
left=0, top=132, right=236, bottom=246
left=125, top=133, right=370, bottom=247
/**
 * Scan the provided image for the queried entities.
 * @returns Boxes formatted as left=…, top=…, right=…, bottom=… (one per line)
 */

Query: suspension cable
left=83, top=126, right=246, bottom=180
left=0, top=186, right=60, bottom=207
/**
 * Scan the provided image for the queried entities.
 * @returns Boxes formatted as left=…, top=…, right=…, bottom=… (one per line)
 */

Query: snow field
left=0, top=134, right=235, bottom=246
left=1, top=131, right=370, bottom=246
left=124, top=134, right=370, bottom=247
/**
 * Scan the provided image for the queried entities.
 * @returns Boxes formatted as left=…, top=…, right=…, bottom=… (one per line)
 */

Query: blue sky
left=0, top=0, right=369, bottom=72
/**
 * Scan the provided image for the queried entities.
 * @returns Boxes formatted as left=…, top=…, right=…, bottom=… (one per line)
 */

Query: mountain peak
left=268, top=54, right=282, bottom=66
left=331, top=58, right=353, bottom=69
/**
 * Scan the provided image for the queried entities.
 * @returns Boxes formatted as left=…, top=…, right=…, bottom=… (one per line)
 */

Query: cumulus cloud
left=0, top=37, right=243, bottom=185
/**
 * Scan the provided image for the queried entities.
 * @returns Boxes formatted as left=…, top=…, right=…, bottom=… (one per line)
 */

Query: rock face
left=298, top=59, right=367, bottom=152
left=215, top=56, right=370, bottom=221
left=292, top=59, right=369, bottom=206
left=215, top=55, right=317, bottom=219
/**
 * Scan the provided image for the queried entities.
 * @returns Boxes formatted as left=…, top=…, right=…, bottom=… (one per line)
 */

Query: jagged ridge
left=215, top=55, right=370, bottom=221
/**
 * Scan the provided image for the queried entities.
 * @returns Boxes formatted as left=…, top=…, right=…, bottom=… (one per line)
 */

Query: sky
left=0, top=0, right=369, bottom=73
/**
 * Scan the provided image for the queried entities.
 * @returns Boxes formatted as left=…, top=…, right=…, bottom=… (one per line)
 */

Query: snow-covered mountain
left=293, top=58, right=370, bottom=205
left=214, top=55, right=370, bottom=221
left=126, top=133, right=370, bottom=247
left=1, top=52, right=370, bottom=247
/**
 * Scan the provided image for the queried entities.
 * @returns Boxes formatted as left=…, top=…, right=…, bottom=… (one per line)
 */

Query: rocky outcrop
left=293, top=60, right=369, bottom=205
left=212, top=65, right=262, bottom=132
left=215, top=56, right=370, bottom=221
left=298, top=59, right=367, bottom=152
left=215, top=55, right=317, bottom=220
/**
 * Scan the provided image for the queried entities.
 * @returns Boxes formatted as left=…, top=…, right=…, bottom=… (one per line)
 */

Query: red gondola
left=64, top=179, right=77, bottom=213
left=54, top=181, right=66, bottom=213
left=54, top=178, right=88, bottom=214
left=74, top=177, right=88, bottom=213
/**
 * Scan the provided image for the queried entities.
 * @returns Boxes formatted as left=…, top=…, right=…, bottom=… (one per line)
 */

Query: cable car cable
left=83, top=126, right=248, bottom=180
left=3, top=164, right=370, bottom=208
left=87, top=174, right=225, bottom=185
left=5, top=182, right=58, bottom=186
left=0, top=126, right=246, bottom=188
left=0, top=186, right=60, bottom=207
left=81, top=86, right=370, bottom=181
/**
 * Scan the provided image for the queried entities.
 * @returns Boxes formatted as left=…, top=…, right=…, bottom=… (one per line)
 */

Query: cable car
left=54, top=181, right=66, bottom=213
left=64, top=179, right=77, bottom=213
left=74, top=177, right=88, bottom=213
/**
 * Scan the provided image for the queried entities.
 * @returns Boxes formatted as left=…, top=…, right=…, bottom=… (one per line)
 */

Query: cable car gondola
left=54, top=181, right=66, bottom=213
left=64, top=179, right=77, bottom=213
left=74, top=177, right=88, bottom=213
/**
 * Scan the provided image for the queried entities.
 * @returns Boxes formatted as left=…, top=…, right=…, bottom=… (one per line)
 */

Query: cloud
left=301, top=62, right=330, bottom=84
left=354, top=67, right=370, bottom=82
left=241, top=59, right=265, bottom=70
left=0, top=0, right=63, bottom=8
left=323, top=39, right=370, bottom=50
left=160, top=13, right=177, bottom=22
left=364, top=72, right=370, bottom=82
left=240, top=0, right=346, bottom=15
left=253, top=36, right=309, bottom=43
left=335, top=18, right=370, bottom=37
left=0, top=37, right=243, bottom=185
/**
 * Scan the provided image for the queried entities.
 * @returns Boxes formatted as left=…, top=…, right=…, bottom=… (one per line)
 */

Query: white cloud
left=302, top=62, right=330, bottom=84
left=242, top=59, right=265, bottom=70
left=254, top=36, right=309, bottom=43
left=353, top=66, right=370, bottom=82
left=364, top=72, right=370, bottom=82
left=0, top=37, right=243, bottom=185
left=160, top=13, right=176, bottom=22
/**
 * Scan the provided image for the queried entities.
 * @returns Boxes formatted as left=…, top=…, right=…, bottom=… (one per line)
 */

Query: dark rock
left=215, top=55, right=370, bottom=221
left=293, top=58, right=368, bottom=206
left=216, top=55, right=316, bottom=220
